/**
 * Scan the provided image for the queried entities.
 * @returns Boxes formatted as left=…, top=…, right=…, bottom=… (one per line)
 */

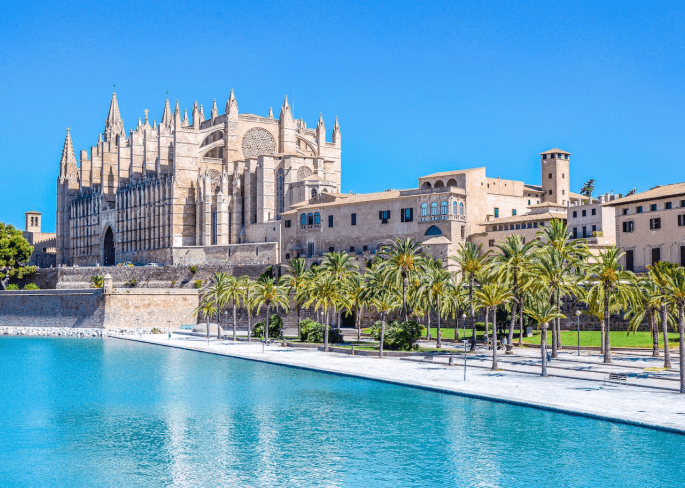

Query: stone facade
left=22, top=211, right=56, bottom=268
left=56, top=91, right=341, bottom=267
left=0, top=288, right=198, bottom=329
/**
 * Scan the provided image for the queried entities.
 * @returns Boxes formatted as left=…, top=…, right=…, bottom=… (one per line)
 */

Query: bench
left=604, top=373, right=627, bottom=386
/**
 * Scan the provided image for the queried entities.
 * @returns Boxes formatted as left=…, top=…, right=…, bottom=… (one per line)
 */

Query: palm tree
left=241, top=277, right=255, bottom=343
left=665, top=267, right=685, bottom=393
left=223, top=275, right=245, bottom=342
left=303, top=271, right=340, bottom=352
left=491, top=235, right=535, bottom=354
left=370, top=287, right=401, bottom=358
left=378, top=238, right=425, bottom=321
left=343, top=272, right=367, bottom=341
left=474, top=282, right=513, bottom=369
left=194, top=295, right=217, bottom=339
left=282, top=258, right=309, bottom=335
left=530, top=246, right=579, bottom=358
left=451, top=242, right=490, bottom=351
left=251, top=276, right=290, bottom=351
left=525, top=297, right=565, bottom=376
left=648, top=261, right=678, bottom=368
left=585, top=247, right=636, bottom=363
left=624, top=276, right=662, bottom=357
left=207, top=272, right=231, bottom=339
left=321, top=251, right=358, bottom=329
left=417, top=258, right=454, bottom=348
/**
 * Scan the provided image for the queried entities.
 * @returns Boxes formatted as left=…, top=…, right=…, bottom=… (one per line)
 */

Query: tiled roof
left=282, top=190, right=404, bottom=213
left=422, top=236, right=451, bottom=245
left=419, top=167, right=485, bottom=178
left=527, top=202, right=568, bottom=209
left=605, top=182, right=685, bottom=206
left=539, top=148, right=572, bottom=155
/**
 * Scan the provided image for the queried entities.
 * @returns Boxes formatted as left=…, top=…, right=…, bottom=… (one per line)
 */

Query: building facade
left=23, top=211, right=56, bottom=268
left=56, top=91, right=341, bottom=266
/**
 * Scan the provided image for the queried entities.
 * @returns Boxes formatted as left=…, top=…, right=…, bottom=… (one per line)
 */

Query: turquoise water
left=1, top=338, right=683, bottom=487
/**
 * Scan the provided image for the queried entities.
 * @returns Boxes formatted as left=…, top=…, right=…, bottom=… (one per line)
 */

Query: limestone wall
left=0, top=289, right=199, bottom=329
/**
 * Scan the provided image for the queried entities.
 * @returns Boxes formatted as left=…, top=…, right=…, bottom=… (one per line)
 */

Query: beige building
left=281, top=148, right=581, bottom=265
left=23, top=211, right=56, bottom=268
left=56, top=91, right=341, bottom=266
left=567, top=193, right=617, bottom=246
left=608, top=183, right=685, bottom=271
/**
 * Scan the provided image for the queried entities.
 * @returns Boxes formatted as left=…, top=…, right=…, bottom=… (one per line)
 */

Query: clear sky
left=1, top=0, right=684, bottom=232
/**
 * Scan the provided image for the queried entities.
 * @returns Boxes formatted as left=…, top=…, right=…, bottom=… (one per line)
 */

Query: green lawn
left=361, top=327, right=524, bottom=342
left=522, top=330, right=680, bottom=348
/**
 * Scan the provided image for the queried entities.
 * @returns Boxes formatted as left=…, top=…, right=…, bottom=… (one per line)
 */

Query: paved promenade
left=113, top=333, right=685, bottom=434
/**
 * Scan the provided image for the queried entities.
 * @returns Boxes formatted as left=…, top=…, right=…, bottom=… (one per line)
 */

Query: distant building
left=567, top=193, right=618, bottom=246
left=607, top=183, right=685, bottom=272
left=22, top=211, right=56, bottom=268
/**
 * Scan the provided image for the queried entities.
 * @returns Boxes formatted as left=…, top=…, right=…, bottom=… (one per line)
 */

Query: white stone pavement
left=113, top=333, right=685, bottom=434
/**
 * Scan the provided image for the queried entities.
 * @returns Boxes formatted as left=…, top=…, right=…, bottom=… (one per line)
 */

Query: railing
left=419, top=214, right=466, bottom=223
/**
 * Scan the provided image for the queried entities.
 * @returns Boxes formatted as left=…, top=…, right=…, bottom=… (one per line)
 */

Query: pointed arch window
left=300, top=213, right=307, bottom=226
left=440, top=201, right=448, bottom=215
left=314, top=212, right=320, bottom=225
left=459, top=202, right=464, bottom=216
left=431, top=202, right=438, bottom=216
left=308, top=213, right=314, bottom=225
left=276, top=168, right=285, bottom=218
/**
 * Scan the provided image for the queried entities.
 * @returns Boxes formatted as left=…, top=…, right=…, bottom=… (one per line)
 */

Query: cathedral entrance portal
left=103, top=227, right=115, bottom=266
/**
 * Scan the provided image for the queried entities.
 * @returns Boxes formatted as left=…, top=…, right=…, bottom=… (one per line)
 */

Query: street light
left=168, top=320, right=171, bottom=340
left=224, top=310, right=228, bottom=341
left=462, top=313, right=467, bottom=345
left=462, top=339, right=469, bottom=381
left=575, top=309, right=582, bottom=356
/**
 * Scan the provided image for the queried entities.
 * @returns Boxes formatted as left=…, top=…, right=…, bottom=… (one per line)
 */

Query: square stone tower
left=540, top=148, right=571, bottom=206
left=25, top=211, right=41, bottom=233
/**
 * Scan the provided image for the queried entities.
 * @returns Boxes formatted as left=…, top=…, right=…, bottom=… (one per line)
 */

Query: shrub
left=370, top=320, right=422, bottom=351
left=299, top=318, right=343, bottom=344
left=23, top=283, right=40, bottom=290
left=252, top=314, right=284, bottom=339
left=151, top=328, right=162, bottom=334
left=128, top=279, right=137, bottom=288
left=171, top=280, right=176, bottom=286
left=194, top=279, right=203, bottom=289
left=91, top=275, right=104, bottom=288
left=190, top=265, right=198, bottom=273
left=6, top=284, right=19, bottom=290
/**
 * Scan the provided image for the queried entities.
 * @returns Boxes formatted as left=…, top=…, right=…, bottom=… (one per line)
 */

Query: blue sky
left=1, top=0, right=684, bottom=231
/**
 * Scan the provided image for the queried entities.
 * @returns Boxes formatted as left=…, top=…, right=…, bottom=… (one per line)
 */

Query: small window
left=440, top=201, right=448, bottom=215
left=582, top=226, right=587, bottom=238
left=284, top=220, right=291, bottom=228
left=562, top=190, right=565, bottom=195
left=430, top=203, right=438, bottom=216
left=328, top=247, right=334, bottom=252
left=679, top=215, right=685, bottom=226
left=623, top=209, right=629, bottom=215
left=515, top=224, right=521, bottom=230
left=591, top=208, right=596, bottom=216
left=308, top=213, right=314, bottom=225
left=528, top=200, right=531, bottom=205
left=314, top=212, right=320, bottom=225
left=537, top=200, right=540, bottom=204
left=421, top=203, right=428, bottom=217
left=461, top=225, right=465, bottom=238
left=682, top=200, right=685, bottom=208
left=533, top=222, right=538, bottom=228
left=494, top=208, right=499, bottom=218
left=650, top=218, right=661, bottom=230
left=582, top=210, right=586, bottom=217
left=650, top=204, right=657, bottom=211
left=562, top=173, right=565, bottom=179
left=488, top=239, right=495, bottom=247
left=543, top=154, right=547, bottom=160
left=351, top=213, right=357, bottom=225
left=637, top=206, right=643, bottom=213
left=548, top=173, right=552, bottom=179
left=363, top=245, right=368, bottom=252
left=350, top=246, right=355, bottom=252
left=549, top=190, right=553, bottom=195
left=623, top=221, right=634, bottom=233
left=592, top=224, right=597, bottom=232
left=379, top=210, right=390, bottom=223
left=666, top=202, right=672, bottom=209
left=573, top=227, right=578, bottom=239
left=328, top=215, right=334, bottom=227
left=285, top=253, right=290, bottom=260
left=573, top=211, right=577, bottom=218
left=401, top=208, right=413, bottom=222
left=301, top=214, right=307, bottom=226
left=459, top=202, right=464, bottom=216
left=512, top=209, right=517, bottom=216
left=453, top=201, right=457, bottom=214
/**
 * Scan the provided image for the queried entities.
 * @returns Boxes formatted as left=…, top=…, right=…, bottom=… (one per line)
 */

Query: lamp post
left=462, top=313, right=467, bottom=345
left=462, top=339, right=468, bottom=381
left=168, top=320, right=171, bottom=340
left=575, top=309, right=581, bottom=356
left=224, top=310, right=228, bottom=341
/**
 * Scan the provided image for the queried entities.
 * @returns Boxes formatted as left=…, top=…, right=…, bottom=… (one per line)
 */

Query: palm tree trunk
left=678, top=303, right=685, bottom=394
left=263, top=303, right=271, bottom=351
left=469, top=277, right=476, bottom=351
left=217, top=309, right=222, bottom=340
left=661, top=303, right=671, bottom=368
left=436, top=298, right=442, bottom=349
left=492, top=307, right=498, bottom=370
left=426, top=312, right=431, bottom=341
left=507, top=298, right=517, bottom=354
left=454, top=313, right=459, bottom=342
left=551, top=292, right=558, bottom=358
left=206, top=318, right=210, bottom=338
left=379, top=312, right=386, bottom=358
left=484, top=307, right=489, bottom=346
left=402, top=274, right=408, bottom=322
left=233, top=304, right=237, bottom=341
left=541, top=325, right=547, bottom=376
left=599, top=318, right=605, bottom=355
left=356, top=303, right=361, bottom=341
left=650, top=310, right=659, bottom=357
left=604, top=293, right=611, bottom=363
left=296, top=305, right=301, bottom=338
left=518, top=306, right=524, bottom=346
left=323, top=308, right=330, bottom=352
left=246, top=290, right=251, bottom=343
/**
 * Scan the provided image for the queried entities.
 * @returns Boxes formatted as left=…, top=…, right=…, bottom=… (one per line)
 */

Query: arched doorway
left=103, top=227, right=115, bottom=266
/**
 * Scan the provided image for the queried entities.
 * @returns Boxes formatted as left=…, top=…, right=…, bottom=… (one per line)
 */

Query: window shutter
left=401, top=209, right=405, bottom=222
left=387, top=210, right=391, bottom=219
left=409, top=208, right=413, bottom=219
left=379, top=211, right=382, bottom=220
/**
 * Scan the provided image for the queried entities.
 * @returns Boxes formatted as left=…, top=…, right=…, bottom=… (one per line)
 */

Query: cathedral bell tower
left=540, top=148, right=571, bottom=206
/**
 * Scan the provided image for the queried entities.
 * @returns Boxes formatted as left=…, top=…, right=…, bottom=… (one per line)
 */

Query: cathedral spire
left=174, top=99, right=181, bottom=125
left=225, top=89, right=238, bottom=117
left=279, top=95, right=292, bottom=121
left=199, top=104, right=205, bottom=121
left=316, top=113, right=326, bottom=144
left=211, top=99, right=218, bottom=120
left=183, top=108, right=189, bottom=126
left=161, top=97, right=173, bottom=129
left=192, top=101, right=200, bottom=129
left=59, top=127, right=78, bottom=178
left=268, top=107, right=274, bottom=119
left=104, top=90, right=125, bottom=143
left=332, top=116, right=341, bottom=145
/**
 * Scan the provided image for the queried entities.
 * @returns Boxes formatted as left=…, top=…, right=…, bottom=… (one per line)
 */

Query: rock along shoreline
left=0, top=327, right=156, bottom=338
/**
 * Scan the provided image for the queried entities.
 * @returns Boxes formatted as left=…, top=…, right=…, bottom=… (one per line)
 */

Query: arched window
left=453, top=201, right=457, bottom=214
left=314, top=212, right=320, bottom=224
left=276, top=168, right=285, bottom=217
left=308, top=213, right=314, bottom=225
left=440, top=201, right=448, bottom=215
left=425, top=225, right=442, bottom=236
left=431, top=202, right=438, bottom=216
left=311, top=188, right=317, bottom=199
left=421, top=203, right=428, bottom=217
left=459, top=202, right=464, bottom=216
left=301, top=213, right=307, bottom=226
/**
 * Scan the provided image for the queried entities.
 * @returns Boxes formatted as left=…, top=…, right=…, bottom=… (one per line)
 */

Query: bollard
left=351, top=346, right=355, bottom=356
left=449, top=355, right=454, bottom=366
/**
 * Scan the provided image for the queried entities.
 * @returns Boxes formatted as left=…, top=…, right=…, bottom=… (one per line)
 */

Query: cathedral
left=56, top=91, right=341, bottom=266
